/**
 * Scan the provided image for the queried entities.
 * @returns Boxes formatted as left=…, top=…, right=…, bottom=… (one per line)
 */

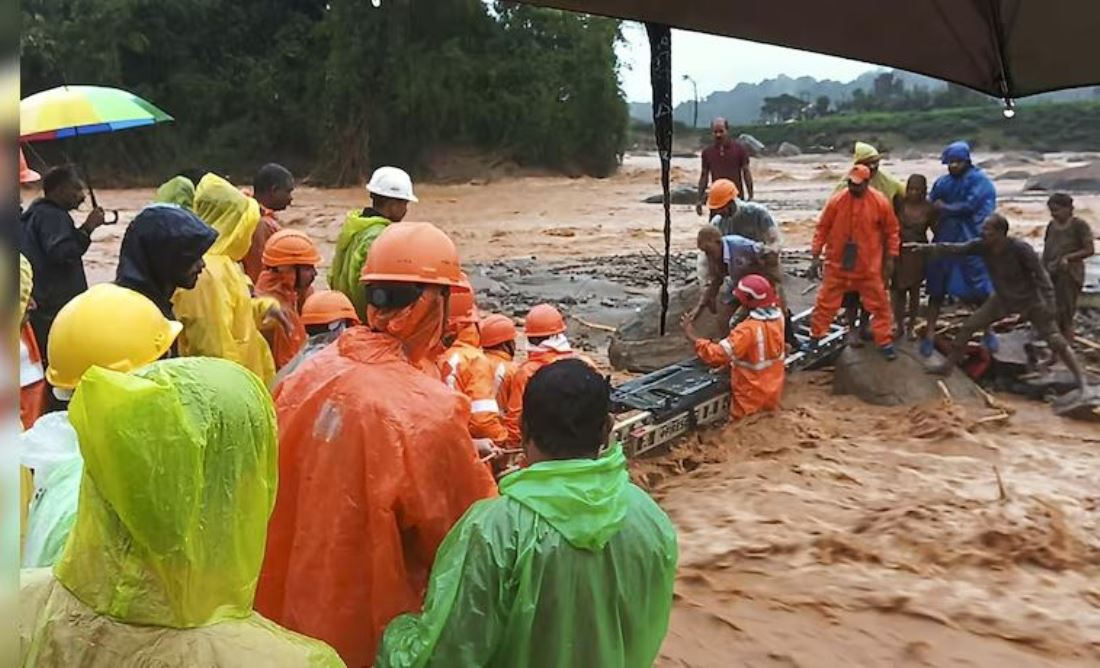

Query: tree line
left=20, top=0, right=628, bottom=185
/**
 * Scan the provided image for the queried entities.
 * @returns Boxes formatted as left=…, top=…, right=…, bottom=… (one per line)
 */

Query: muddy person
left=376, top=359, right=678, bottom=668
left=329, top=166, right=418, bottom=320
left=809, top=165, right=900, bottom=360
left=906, top=213, right=1089, bottom=392
left=243, top=163, right=296, bottom=284
left=892, top=174, right=937, bottom=340
left=1043, top=193, right=1096, bottom=340
left=696, top=116, right=753, bottom=216
left=922, top=141, right=996, bottom=357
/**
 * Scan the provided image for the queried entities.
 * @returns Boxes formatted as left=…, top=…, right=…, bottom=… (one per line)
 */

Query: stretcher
left=609, top=308, right=847, bottom=457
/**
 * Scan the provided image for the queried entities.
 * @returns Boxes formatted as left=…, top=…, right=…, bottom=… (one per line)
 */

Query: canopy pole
left=646, top=23, right=673, bottom=336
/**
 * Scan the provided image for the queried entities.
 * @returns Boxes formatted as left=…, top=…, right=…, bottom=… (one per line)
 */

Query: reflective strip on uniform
left=732, top=322, right=783, bottom=371
left=718, top=338, right=734, bottom=359
left=492, top=362, right=507, bottom=394
left=470, top=399, right=500, bottom=414
left=444, top=352, right=462, bottom=390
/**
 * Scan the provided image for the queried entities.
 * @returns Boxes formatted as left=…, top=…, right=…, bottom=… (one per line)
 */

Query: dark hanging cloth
left=646, top=22, right=673, bottom=335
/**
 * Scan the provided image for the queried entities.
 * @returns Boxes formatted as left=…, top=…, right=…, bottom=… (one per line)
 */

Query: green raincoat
left=377, top=444, right=678, bottom=668
left=154, top=176, right=196, bottom=210
left=19, top=358, right=344, bottom=667
left=328, top=211, right=392, bottom=320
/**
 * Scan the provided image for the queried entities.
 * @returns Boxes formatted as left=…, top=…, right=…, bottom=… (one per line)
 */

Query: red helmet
left=732, top=274, right=778, bottom=309
left=524, top=304, right=566, bottom=338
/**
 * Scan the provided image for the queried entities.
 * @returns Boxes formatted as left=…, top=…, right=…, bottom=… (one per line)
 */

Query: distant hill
left=629, top=69, right=1100, bottom=125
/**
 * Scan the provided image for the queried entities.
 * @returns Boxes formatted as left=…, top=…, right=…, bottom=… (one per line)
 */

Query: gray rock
left=899, top=148, right=924, bottom=160
left=609, top=284, right=726, bottom=372
left=833, top=342, right=983, bottom=406
left=738, top=133, right=765, bottom=156
left=1024, top=162, right=1100, bottom=192
left=996, top=170, right=1032, bottom=180
left=644, top=186, right=698, bottom=205
left=777, top=142, right=802, bottom=157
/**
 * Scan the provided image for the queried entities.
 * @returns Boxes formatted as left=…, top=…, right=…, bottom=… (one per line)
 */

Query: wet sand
left=62, top=151, right=1100, bottom=665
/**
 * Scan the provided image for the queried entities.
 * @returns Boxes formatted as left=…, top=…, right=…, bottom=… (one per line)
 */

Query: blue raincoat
left=926, top=142, right=994, bottom=301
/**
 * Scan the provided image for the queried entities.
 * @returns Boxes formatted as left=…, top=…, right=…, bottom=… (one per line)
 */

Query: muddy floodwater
left=53, top=150, right=1100, bottom=665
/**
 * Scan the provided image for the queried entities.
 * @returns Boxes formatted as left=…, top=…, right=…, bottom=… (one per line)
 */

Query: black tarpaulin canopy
left=512, top=0, right=1100, bottom=99
left=510, top=0, right=1100, bottom=334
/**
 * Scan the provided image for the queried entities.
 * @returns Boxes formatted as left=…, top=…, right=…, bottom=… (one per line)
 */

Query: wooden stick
left=800, top=283, right=819, bottom=295
left=976, top=412, right=1011, bottom=425
left=570, top=315, right=617, bottom=333
left=1075, top=335, right=1100, bottom=351
left=937, top=380, right=953, bottom=402
left=993, top=465, right=1008, bottom=502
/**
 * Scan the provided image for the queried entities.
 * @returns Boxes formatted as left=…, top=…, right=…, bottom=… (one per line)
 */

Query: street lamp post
left=682, top=74, right=699, bottom=129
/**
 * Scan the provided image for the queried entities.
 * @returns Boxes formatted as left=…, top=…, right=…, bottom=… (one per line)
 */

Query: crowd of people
left=688, top=120, right=1094, bottom=421
left=13, top=121, right=1096, bottom=666
left=15, top=159, right=677, bottom=667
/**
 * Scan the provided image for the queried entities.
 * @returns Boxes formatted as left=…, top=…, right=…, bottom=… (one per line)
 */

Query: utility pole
left=682, top=74, right=699, bottom=129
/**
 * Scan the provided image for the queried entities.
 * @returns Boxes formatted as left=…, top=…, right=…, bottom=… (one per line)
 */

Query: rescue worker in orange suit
left=273, top=290, right=362, bottom=387
left=19, top=257, right=47, bottom=430
left=503, top=303, right=581, bottom=444
left=255, top=229, right=322, bottom=370
left=809, top=164, right=901, bottom=360
left=243, top=163, right=295, bottom=284
left=683, top=274, right=786, bottom=419
left=256, top=222, right=497, bottom=668
left=480, top=313, right=519, bottom=413
left=439, top=277, right=509, bottom=456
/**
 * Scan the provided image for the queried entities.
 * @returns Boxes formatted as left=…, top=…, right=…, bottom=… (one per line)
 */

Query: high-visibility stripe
left=718, top=338, right=734, bottom=358
left=19, top=338, right=44, bottom=387
left=492, top=362, right=507, bottom=394
left=444, top=352, right=462, bottom=390
left=471, top=399, right=500, bottom=414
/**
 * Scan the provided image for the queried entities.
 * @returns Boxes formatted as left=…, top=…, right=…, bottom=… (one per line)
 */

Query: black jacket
left=115, top=204, right=217, bottom=319
left=20, top=199, right=91, bottom=317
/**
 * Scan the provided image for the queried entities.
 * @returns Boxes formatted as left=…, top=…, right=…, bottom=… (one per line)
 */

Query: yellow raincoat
left=835, top=141, right=906, bottom=204
left=19, top=358, right=344, bottom=667
left=171, top=174, right=279, bottom=384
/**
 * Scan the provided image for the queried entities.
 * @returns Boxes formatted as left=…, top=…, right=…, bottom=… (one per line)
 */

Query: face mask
left=367, top=288, right=445, bottom=363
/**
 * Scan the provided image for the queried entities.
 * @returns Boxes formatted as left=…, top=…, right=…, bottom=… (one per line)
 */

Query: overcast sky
left=616, top=23, right=876, bottom=103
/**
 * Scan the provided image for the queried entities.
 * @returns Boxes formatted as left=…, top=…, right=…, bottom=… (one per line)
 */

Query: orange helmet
left=706, top=179, right=739, bottom=210
left=732, top=274, right=778, bottom=309
left=262, top=229, right=322, bottom=267
left=301, top=290, right=360, bottom=326
left=447, top=273, right=479, bottom=326
left=480, top=314, right=517, bottom=348
left=360, top=222, right=468, bottom=291
left=20, top=148, right=40, bottom=184
left=524, top=303, right=566, bottom=338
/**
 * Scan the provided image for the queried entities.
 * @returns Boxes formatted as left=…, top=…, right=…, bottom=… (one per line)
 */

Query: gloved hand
left=808, top=256, right=823, bottom=280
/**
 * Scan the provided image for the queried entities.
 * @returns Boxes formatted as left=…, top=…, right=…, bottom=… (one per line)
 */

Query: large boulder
left=738, top=133, right=765, bottom=156
left=1024, top=162, right=1100, bottom=192
left=833, top=343, right=984, bottom=406
left=609, top=283, right=726, bottom=372
left=644, top=186, right=698, bottom=204
left=777, top=142, right=802, bottom=157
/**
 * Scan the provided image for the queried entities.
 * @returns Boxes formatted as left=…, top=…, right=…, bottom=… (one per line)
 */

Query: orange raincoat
left=485, top=348, right=518, bottom=415
left=20, top=323, right=46, bottom=429
left=439, top=325, right=508, bottom=445
left=695, top=309, right=786, bottom=419
left=504, top=345, right=577, bottom=445
left=254, top=268, right=307, bottom=370
left=810, top=188, right=900, bottom=346
left=256, top=327, right=497, bottom=668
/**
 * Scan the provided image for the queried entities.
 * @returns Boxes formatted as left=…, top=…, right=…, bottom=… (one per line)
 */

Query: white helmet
left=366, top=166, right=418, bottom=203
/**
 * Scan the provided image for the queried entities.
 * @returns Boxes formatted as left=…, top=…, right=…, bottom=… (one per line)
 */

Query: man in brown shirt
left=243, top=163, right=295, bottom=284
left=1042, top=193, right=1096, bottom=339
left=907, top=213, right=1088, bottom=393
left=696, top=117, right=753, bottom=216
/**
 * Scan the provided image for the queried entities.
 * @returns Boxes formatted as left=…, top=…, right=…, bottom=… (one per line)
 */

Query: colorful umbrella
left=20, top=85, right=172, bottom=142
left=19, top=85, right=173, bottom=217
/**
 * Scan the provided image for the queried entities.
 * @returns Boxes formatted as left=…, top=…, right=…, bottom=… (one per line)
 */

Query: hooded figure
left=927, top=141, right=995, bottom=301
left=256, top=223, right=496, bottom=667
left=377, top=359, right=678, bottom=668
left=19, top=358, right=344, bottom=666
left=115, top=204, right=217, bottom=319
left=154, top=176, right=196, bottom=210
left=171, top=174, right=282, bottom=384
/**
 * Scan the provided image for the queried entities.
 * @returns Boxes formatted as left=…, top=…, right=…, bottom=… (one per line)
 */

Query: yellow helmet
left=46, top=284, right=183, bottom=390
